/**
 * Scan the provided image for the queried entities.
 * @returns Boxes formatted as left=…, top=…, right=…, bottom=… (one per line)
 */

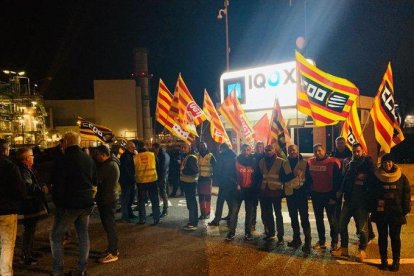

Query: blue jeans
left=50, top=206, right=94, bottom=273
left=181, top=182, right=198, bottom=226
left=120, top=182, right=136, bottom=220
left=339, top=201, right=368, bottom=250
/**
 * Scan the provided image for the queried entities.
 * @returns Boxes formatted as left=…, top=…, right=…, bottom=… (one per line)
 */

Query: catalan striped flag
left=155, top=79, right=194, bottom=144
left=340, top=103, right=368, bottom=153
left=77, top=117, right=114, bottom=143
left=370, top=63, right=404, bottom=153
left=202, top=90, right=231, bottom=145
left=296, top=51, right=360, bottom=126
left=168, top=74, right=206, bottom=136
left=218, top=90, right=254, bottom=143
left=267, top=98, right=291, bottom=158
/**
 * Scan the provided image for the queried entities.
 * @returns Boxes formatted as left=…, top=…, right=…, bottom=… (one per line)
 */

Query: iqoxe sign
left=220, top=61, right=298, bottom=110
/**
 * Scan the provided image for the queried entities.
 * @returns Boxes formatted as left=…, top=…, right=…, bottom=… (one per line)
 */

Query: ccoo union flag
left=296, top=51, right=360, bottom=126
left=340, top=103, right=367, bottom=153
left=370, top=63, right=404, bottom=153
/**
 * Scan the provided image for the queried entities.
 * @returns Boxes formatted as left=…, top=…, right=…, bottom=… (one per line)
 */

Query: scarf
left=374, top=165, right=402, bottom=183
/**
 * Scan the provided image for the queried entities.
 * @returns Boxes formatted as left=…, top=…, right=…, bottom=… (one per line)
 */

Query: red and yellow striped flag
left=340, top=103, right=368, bottom=153
left=370, top=63, right=404, bottom=153
left=296, top=51, right=360, bottom=126
left=267, top=98, right=291, bottom=158
left=218, top=90, right=254, bottom=143
left=202, top=90, right=230, bottom=145
left=168, top=74, right=206, bottom=136
left=155, top=79, right=194, bottom=144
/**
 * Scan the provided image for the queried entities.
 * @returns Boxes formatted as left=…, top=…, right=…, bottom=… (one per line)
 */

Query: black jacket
left=157, top=147, right=170, bottom=182
left=341, top=155, right=375, bottom=205
left=119, top=150, right=135, bottom=185
left=0, top=156, right=26, bottom=215
left=51, top=145, right=97, bottom=209
left=213, top=149, right=236, bottom=189
left=370, top=165, right=411, bottom=225
left=96, top=156, right=120, bottom=206
left=18, top=163, right=47, bottom=219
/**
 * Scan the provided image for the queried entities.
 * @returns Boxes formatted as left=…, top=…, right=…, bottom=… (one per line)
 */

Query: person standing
left=0, top=139, right=26, bottom=276
left=134, top=141, right=160, bottom=225
left=226, top=144, right=255, bottom=241
left=305, top=143, right=341, bottom=252
left=197, top=142, right=216, bottom=220
left=251, top=141, right=265, bottom=232
left=94, top=145, right=120, bottom=264
left=50, top=132, right=97, bottom=276
left=333, top=143, right=375, bottom=261
left=370, top=154, right=411, bottom=271
left=168, top=145, right=183, bottom=197
left=180, top=144, right=199, bottom=230
left=119, top=141, right=137, bottom=222
left=284, top=145, right=311, bottom=254
left=208, top=143, right=236, bottom=226
left=256, top=144, right=292, bottom=244
left=152, top=143, right=170, bottom=217
left=16, top=147, right=48, bottom=265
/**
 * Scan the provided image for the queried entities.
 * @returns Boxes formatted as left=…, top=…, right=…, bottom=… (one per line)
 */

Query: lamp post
left=218, top=0, right=230, bottom=71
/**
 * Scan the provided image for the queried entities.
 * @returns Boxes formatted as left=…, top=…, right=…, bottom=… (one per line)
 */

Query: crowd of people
left=0, top=133, right=411, bottom=275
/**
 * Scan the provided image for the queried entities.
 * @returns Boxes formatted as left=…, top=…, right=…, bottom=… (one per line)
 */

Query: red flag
left=253, top=114, right=270, bottom=144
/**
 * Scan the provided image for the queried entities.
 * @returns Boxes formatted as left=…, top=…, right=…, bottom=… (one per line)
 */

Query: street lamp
left=217, top=0, right=230, bottom=71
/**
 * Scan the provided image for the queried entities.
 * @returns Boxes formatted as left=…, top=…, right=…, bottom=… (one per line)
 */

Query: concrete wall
left=44, top=99, right=95, bottom=126
left=94, top=80, right=142, bottom=138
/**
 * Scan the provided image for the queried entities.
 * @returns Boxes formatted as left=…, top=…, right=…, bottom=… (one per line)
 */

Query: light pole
left=218, top=0, right=230, bottom=71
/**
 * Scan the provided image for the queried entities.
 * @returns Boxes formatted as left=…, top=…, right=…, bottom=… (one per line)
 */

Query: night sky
left=1, top=0, right=414, bottom=114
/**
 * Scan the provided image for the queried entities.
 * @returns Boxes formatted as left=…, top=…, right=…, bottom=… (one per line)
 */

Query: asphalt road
left=14, top=192, right=414, bottom=276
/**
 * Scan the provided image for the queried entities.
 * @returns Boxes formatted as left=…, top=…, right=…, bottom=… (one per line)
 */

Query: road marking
left=336, top=258, right=414, bottom=265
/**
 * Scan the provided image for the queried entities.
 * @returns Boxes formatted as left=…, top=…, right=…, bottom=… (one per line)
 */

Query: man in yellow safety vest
left=196, top=142, right=216, bottom=220
left=134, top=141, right=160, bottom=225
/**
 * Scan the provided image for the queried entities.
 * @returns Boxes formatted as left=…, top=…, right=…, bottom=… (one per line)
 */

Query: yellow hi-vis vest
left=180, top=154, right=199, bottom=183
left=134, top=151, right=158, bottom=184
left=259, top=157, right=291, bottom=191
left=198, top=153, right=213, bottom=177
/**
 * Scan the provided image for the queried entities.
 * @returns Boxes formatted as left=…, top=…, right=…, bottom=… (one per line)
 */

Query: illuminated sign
left=220, top=61, right=299, bottom=110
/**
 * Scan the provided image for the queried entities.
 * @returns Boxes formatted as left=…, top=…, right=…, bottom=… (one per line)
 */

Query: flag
left=267, top=98, right=291, bottom=157
left=340, top=103, right=368, bottom=153
left=155, top=79, right=194, bottom=144
left=202, top=90, right=231, bottom=145
left=253, top=113, right=270, bottom=144
left=77, top=117, right=114, bottom=143
left=218, top=90, right=255, bottom=143
left=296, top=51, right=360, bottom=126
left=370, top=63, right=404, bottom=153
left=168, top=74, right=206, bottom=136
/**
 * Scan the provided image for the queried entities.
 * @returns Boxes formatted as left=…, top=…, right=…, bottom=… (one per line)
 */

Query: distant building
left=45, top=79, right=147, bottom=146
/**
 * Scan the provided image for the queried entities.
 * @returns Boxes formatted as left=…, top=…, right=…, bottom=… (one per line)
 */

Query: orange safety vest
left=134, top=151, right=158, bottom=184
